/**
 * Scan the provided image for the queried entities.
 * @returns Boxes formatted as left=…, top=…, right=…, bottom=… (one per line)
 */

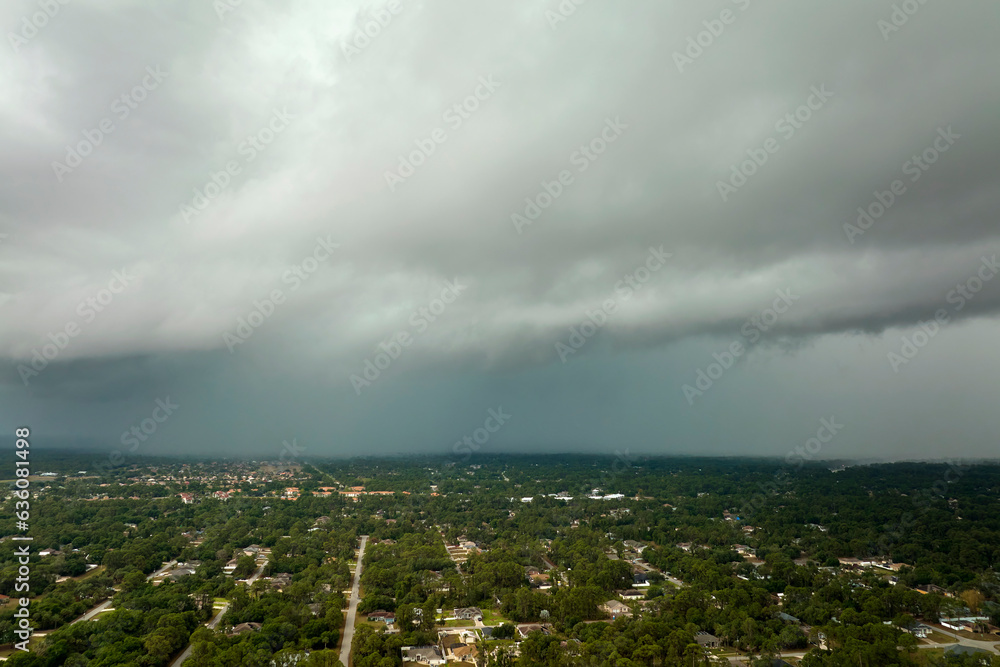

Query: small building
left=368, top=610, right=395, bottom=623
left=517, top=623, right=548, bottom=638
left=454, top=606, right=483, bottom=621
left=228, top=622, right=262, bottom=636
left=401, top=645, right=445, bottom=665
left=452, top=644, right=477, bottom=661
left=601, top=600, right=630, bottom=619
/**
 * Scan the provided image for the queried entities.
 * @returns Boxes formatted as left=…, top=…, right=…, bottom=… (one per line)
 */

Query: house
left=242, top=545, right=262, bottom=556
left=451, top=644, right=477, bottom=662
left=916, top=584, right=949, bottom=596
left=401, top=645, right=445, bottom=665
left=228, top=622, right=262, bottom=636
left=874, top=560, right=905, bottom=571
left=529, top=571, right=551, bottom=587
left=623, top=540, right=647, bottom=553
left=368, top=610, right=396, bottom=623
left=694, top=631, right=720, bottom=649
left=601, top=600, right=630, bottom=619
left=517, top=623, right=548, bottom=638
left=454, top=607, right=483, bottom=621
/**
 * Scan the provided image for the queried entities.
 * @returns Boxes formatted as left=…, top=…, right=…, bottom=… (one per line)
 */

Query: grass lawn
left=480, top=608, right=510, bottom=626
left=921, top=630, right=954, bottom=644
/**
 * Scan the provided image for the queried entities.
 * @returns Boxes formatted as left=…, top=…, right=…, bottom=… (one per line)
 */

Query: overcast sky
left=2, top=0, right=999, bottom=462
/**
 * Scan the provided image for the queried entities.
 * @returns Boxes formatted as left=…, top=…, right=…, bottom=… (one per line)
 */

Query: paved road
left=167, top=559, right=264, bottom=667
left=169, top=602, right=230, bottom=667
left=148, top=560, right=177, bottom=581
left=245, top=560, right=266, bottom=586
left=339, top=535, right=369, bottom=667
left=71, top=599, right=113, bottom=624
left=926, top=625, right=1000, bottom=655
left=70, top=558, right=177, bottom=626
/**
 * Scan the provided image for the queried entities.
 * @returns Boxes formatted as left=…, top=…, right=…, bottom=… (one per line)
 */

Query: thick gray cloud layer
left=1, top=0, right=999, bottom=459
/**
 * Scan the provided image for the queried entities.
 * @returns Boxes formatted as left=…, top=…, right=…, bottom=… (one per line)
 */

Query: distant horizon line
left=6, top=444, right=998, bottom=466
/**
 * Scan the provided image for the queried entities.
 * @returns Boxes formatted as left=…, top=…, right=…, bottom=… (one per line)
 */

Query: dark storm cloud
left=1, top=0, right=998, bottom=458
